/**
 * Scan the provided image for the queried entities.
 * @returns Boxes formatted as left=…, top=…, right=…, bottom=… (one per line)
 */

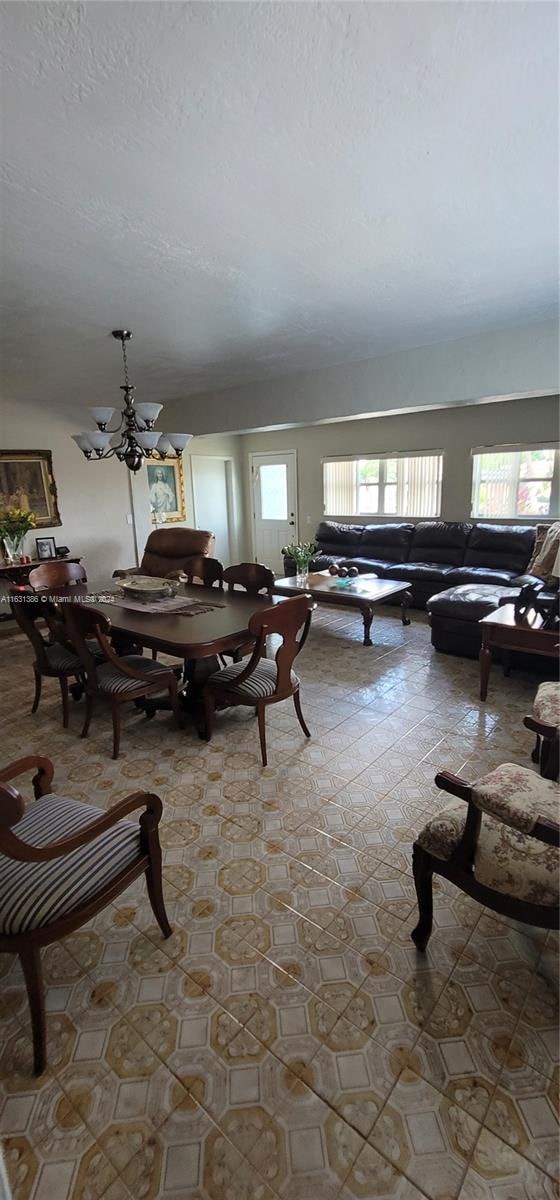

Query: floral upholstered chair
left=411, top=763, right=559, bottom=951
left=524, top=681, right=560, bottom=781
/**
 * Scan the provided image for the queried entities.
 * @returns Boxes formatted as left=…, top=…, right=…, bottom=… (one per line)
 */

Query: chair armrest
left=435, top=767, right=560, bottom=848
left=112, top=567, right=142, bottom=579
left=0, top=790, right=163, bottom=862
left=0, top=756, right=54, bottom=799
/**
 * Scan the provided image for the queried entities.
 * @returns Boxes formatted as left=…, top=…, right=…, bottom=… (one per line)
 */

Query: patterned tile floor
left=0, top=606, right=557, bottom=1200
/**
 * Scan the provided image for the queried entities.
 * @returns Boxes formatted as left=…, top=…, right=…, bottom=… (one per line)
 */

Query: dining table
left=45, top=577, right=283, bottom=731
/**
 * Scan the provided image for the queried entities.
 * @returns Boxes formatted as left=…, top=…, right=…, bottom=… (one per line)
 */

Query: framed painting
left=0, top=450, right=61, bottom=528
left=147, top=458, right=186, bottom=523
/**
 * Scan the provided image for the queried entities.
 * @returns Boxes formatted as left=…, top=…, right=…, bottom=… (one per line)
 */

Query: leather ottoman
left=427, top=584, right=520, bottom=657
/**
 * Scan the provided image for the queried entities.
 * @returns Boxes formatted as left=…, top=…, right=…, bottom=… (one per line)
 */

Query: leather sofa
left=114, top=527, right=215, bottom=579
left=284, top=519, right=536, bottom=608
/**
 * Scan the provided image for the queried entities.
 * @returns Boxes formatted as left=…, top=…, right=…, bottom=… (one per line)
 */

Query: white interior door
left=192, top=456, right=232, bottom=564
left=251, top=451, right=297, bottom=573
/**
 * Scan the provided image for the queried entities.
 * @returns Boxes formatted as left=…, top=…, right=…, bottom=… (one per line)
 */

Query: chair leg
left=111, top=703, right=121, bottom=760
left=410, top=845, right=434, bottom=951
left=59, top=675, right=69, bottom=729
left=31, top=667, right=42, bottom=714
left=20, top=946, right=46, bottom=1076
left=293, top=689, right=311, bottom=738
left=169, top=677, right=183, bottom=730
left=257, top=702, right=268, bottom=767
left=531, top=734, right=541, bottom=764
left=81, top=693, right=94, bottom=739
left=144, top=830, right=172, bottom=939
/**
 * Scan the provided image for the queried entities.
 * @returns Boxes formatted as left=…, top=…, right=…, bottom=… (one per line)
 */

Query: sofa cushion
left=315, top=522, right=364, bottom=557
left=533, top=682, right=560, bottom=729
left=427, top=584, right=519, bottom=623
left=409, top=521, right=472, bottom=566
left=464, top=524, right=535, bottom=574
left=359, top=523, right=414, bottom=562
left=340, top=557, right=388, bottom=575
left=384, top=562, right=456, bottom=584
left=446, top=566, right=519, bottom=587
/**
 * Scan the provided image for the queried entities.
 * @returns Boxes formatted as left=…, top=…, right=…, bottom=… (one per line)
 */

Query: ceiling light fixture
left=71, top=330, right=192, bottom=473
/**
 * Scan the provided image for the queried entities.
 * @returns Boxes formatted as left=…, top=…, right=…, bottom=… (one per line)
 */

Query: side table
left=479, top=604, right=559, bottom=701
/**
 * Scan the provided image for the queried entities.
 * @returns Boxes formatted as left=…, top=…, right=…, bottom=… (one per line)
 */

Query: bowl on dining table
left=119, top=575, right=179, bottom=600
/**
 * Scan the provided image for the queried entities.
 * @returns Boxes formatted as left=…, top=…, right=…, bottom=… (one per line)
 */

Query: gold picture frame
left=0, top=450, right=61, bottom=528
left=147, top=457, right=186, bottom=523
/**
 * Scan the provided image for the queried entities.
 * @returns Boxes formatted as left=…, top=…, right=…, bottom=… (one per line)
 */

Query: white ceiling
left=1, top=1, right=558, bottom=416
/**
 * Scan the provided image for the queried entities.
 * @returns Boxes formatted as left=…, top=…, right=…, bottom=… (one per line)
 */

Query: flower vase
left=295, top=567, right=309, bottom=587
left=3, top=534, right=25, bottom=564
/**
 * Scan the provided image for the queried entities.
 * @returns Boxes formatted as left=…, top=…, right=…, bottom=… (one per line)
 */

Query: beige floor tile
left=458, top=1126, right=558, bottom=1199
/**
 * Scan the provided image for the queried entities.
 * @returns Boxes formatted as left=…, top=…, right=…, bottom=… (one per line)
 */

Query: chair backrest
left=9, top=590, right=64, bottom=670
left=62, top=601, right=113, bottom=686
left=247, top=595, right=315, bottom=696
left=223, top=562, right=274, bottom=595
left=28, top=561, right=87, bottom=589
left=140, top=528, right=214, bottom=577
left=180, top=556, right=224, bottom=588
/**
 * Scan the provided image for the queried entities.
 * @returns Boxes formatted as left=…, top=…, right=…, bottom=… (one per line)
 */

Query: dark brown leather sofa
left=284, top=520, right=536, bottom=607
left=283, top=519, right=551, bottom=657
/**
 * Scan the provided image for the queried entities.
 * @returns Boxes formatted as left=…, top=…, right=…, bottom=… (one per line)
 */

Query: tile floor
left=0, top=604, right=557, bottom=1200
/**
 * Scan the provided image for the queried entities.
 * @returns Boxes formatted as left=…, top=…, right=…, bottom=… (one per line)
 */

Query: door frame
left=190, top=454, right=238, bottom=563
left=249, top=449, right=298, bottom=564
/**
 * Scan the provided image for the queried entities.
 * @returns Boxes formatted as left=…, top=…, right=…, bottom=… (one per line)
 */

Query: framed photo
left=147, top=458, right=185, bottom=523
left=0, top=450, right=61, bottom=528
left=35, top=536, right=57, bottom=561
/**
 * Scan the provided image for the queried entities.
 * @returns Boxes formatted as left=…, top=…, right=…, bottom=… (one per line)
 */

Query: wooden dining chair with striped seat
left=222, top=562, right=275, bottom=661
left=63, top=602, right=182, bottom=759
left=202, top=594, right=315, bottom=766
left=0, top=754, right=171, bottom=1074
left=9, top=591, right=92, bottom=727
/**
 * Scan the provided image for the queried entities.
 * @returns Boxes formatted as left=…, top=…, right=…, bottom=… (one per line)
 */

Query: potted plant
left=0, top=507, right=37, bottom=564
left=281, top=539, right=317, bottom=586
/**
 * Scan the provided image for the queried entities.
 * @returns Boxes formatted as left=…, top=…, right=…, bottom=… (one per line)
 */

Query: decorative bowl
left=120, top=575, right=178, bottom=600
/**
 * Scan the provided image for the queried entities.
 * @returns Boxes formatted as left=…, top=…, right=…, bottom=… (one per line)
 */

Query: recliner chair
left=113, top=527, right=214, bottom=579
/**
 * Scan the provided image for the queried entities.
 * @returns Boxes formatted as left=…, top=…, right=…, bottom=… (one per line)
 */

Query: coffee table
left=273, top=572, right=412, bottom=646
left=479, top=603, right=559, bottom=700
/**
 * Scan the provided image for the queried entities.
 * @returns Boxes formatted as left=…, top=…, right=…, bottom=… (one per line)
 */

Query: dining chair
left=177, top=555, right=224, bottom=588
left=223, top=562, right=274, bottom=595
left=28, top=561, right=87, bottom=588
left=202, top=594, right=315, bottom=766
left=0, top=754, right=171, bottom=1074
left=9, top=591, right=87, bottom=727
left=222, top=563, right=275, bottom=661
left=411, top=764, right=559, bottom=952
left=63, top=601, right=182, bottom=758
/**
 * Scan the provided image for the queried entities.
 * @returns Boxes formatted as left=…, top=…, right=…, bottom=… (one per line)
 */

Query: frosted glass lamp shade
left=72, top=433, right=94, bottom=452
left=88, top=431, right=113, bottom=452
left=89, top=407, right=115, bottom=427
left=167, top=433, right=193, bottom=453
left=135, top=403, right=163, bottom=426
left=135, top=431, right=161, bottom=451
left=156, top=435, right=172, bottom=457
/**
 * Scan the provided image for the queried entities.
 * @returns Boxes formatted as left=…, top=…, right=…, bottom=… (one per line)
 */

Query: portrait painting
left=0, top=450, right=61, bottom=528
left=147, top=458, right=185, bottom=523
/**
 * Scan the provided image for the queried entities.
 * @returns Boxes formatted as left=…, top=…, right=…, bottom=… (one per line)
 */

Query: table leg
left=362, top=604, right=374, bottom=646
left=401, top=590, right=412, bottom=626
left=479, top=642, right=492, bottom=701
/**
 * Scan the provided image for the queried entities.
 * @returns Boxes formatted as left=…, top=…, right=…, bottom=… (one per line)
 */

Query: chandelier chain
left=121, top=336, right=131, bottom=391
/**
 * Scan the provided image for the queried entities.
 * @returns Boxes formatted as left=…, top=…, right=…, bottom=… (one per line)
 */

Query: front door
left=250, top=451, right=297, bottom=573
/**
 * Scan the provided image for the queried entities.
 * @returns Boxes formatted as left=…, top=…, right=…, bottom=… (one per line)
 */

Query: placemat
left=108, top=592, right=226, bottom=616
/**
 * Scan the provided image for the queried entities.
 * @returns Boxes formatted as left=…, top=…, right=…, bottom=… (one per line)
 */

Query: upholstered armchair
left=113, top=527, right=215, bottom=579
left=411, top=763, right=559, bottom=951
left=0, top=755, right=171, bottom=1074
left=524, top=682, right=559, bottom=781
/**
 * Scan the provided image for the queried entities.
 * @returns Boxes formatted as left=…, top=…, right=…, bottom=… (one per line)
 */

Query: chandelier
left=71, top=330, right=192, bottom=473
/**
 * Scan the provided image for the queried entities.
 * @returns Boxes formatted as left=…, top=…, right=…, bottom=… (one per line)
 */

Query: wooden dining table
left=48, top=578, right=283, bottom=729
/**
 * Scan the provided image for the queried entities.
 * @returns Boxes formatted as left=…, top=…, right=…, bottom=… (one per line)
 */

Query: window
left=471, top=447, right=559, bottom=519
left=323, top=453, right=443, bottom=518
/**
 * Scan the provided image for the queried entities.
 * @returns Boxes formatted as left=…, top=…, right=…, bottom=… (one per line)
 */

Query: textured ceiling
left=0, top=1, right=558, bottom=416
